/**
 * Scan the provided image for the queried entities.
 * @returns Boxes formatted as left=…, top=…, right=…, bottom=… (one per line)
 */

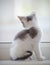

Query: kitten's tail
left=15, top=51, right=32, bottom=60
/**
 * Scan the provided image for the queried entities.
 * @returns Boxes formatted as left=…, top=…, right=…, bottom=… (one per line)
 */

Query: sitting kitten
left=10, top=13, right=45, bottom=61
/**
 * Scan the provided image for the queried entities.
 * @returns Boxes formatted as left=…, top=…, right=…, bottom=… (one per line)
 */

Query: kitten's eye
left=27, top=17, right=32, bottom=22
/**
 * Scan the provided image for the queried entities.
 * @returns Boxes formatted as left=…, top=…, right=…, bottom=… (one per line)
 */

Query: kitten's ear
left=18, top=16, right=24, bottom=21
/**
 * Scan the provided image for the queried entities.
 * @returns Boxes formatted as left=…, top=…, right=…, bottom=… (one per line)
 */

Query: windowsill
left=0, top=42, right=50, bottom=65
left=0, top=42, right=50, bottom=60
left=0, top=60, right=50, bottom=65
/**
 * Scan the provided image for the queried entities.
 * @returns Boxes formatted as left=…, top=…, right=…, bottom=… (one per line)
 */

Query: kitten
left=10, top=13, right=46, bottom=61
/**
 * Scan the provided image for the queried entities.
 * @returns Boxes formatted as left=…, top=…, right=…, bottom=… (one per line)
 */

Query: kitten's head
left=18, top=13, right=36, bottom=28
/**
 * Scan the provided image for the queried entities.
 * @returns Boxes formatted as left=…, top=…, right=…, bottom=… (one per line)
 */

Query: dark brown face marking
left=27, top=16, right=32, bottom=22
left=14, top=27, right=38, bottom=40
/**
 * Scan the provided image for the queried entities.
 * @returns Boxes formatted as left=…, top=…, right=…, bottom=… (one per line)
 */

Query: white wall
left=0, top=0, right=50, bottom=42
left=0, top=0, right=14, bottom=22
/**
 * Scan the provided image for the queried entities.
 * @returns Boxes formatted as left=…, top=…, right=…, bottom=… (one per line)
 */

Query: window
left=0, top=0, right=50, bottom=42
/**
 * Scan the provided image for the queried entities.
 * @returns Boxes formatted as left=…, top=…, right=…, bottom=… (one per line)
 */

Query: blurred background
left=0, top=0, right=50, bottom=42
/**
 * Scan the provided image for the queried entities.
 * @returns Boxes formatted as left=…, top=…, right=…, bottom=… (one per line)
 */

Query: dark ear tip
left=17, top=16, right=23, bottom=20
left=17, top=16, right=20, bottom=19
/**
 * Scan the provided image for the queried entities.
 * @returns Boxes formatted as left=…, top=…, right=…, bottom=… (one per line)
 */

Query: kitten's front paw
left=38, top=56, right=46, bottom=61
